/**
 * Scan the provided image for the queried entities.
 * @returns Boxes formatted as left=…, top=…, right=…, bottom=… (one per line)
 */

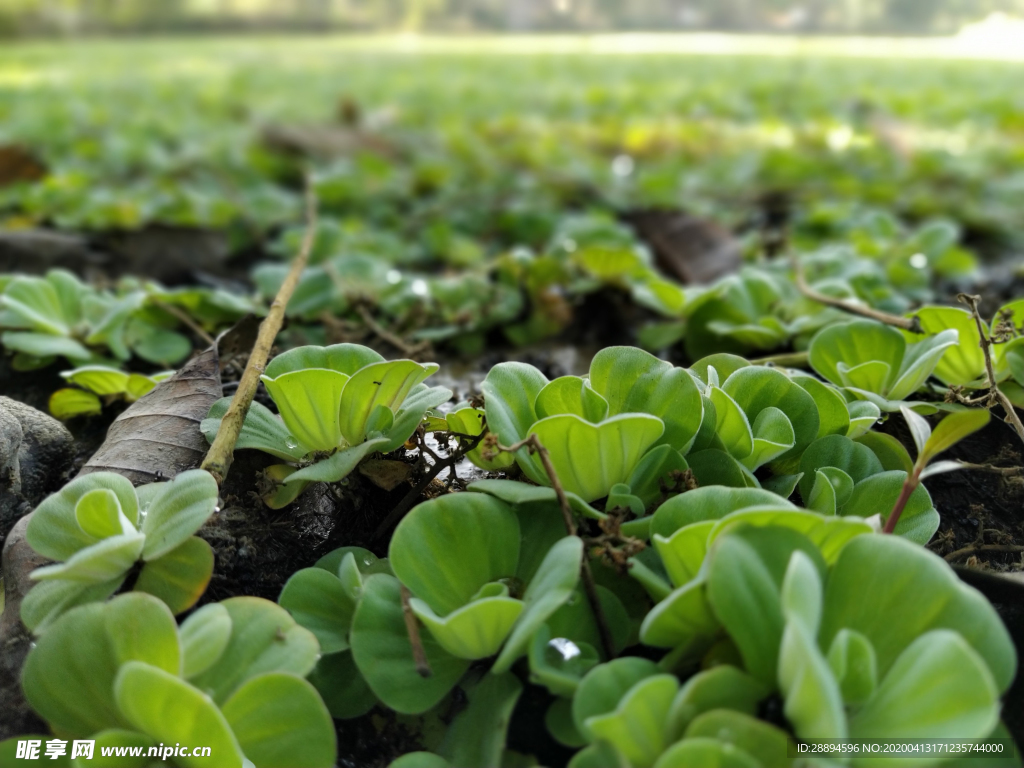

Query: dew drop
left=910, top=253, right=928, bottom=269
left=411, top=278, right=429, bottom=297
left=547, top=637, right=581, bottom=662
left=386, top=269, right=402, bottom=284
left=362, top=556, right=373, bottom=566
left=285, top=436, right=299, bottom=450
left=562, top=238, right=577, bottom=253
left=611, top=154, right=634, bottom=177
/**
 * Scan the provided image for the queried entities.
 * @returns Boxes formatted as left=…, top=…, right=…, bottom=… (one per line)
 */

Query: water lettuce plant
left=48, top=365, right=173, bottom=420
left=480, top=346, right=702, bottom=502
left=20, top=470, right=219, bottom=632
left=16, top=592, right=336, bottom=768
left=808, top=319, right=958, bottom=412
left=201, top=343, right=451, bottom=507
left=0, top=269, right=194, bottom=369
left=565, top=527, right=1015, bottom=768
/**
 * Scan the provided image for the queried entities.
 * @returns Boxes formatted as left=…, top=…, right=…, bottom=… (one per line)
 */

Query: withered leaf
left=79, top=346, right=221, bottom=484
left=359, top=459, right=413, bottom=491
left=0, top=144, right=47, bottom=188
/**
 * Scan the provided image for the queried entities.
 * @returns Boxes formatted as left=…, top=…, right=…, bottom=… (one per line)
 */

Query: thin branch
left=400, top=584, right=432, bottom=678
left=882, top=468, right=918, bottom=535
left=791, top=252, right=922, bottom=333
left=372, top=427, right=485, bottom=540
left=954, top=462, right=1024, bottom=476
left=944, top=544, right=1024, bottom=563
left=958, top=293, right=1024, bottom=445
left=149, top=297, right=216, bottom=346
left=201, top=174, right=318, bottom=485
left=494, top=434, right=616, bottom=660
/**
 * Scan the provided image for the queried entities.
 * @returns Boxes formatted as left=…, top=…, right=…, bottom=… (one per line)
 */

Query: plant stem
left=497, top=435, right=616, bottom=660
left=149, top=297, right=216, bottom=346
left=400, top=584, right=432, bottom=678
left=791, top=251, right=922, bottom=333
left=882, top=468, right=919, bottom=535
left=958, top=293, right=1024, bottom=446
left=201, top=175, right=317, bottom=485
left=944, top=543, right=1024, bottom=563
left=750, top=351, right=810, bottom=368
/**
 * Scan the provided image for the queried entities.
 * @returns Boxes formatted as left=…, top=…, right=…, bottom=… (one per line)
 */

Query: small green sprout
left=21, top=470, right=219, bottom=632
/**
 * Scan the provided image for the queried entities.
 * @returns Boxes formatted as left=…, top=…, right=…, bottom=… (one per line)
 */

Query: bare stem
left=372, top=428, right=485, bottom=540
left=750, top=351, right=810, bottom=368
left=496, top=435, right=616, bottom=660
left=400, top=584, right=432, bottom=678
left=958, top=293, right=1024, bottom=445
left=201, top=175, right=318, bottom=485
left=791, top=252, right=922, bottom=333
left=882, top=468, right=919, bottom=535
left=944, top=544, right=1024, bottom=563
left=149, top=297, right=216, bottom=346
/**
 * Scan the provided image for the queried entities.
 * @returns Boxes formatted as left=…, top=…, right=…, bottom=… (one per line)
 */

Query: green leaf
left=49, top=388, right=103, bottom=419
left=684, top=710, right=792, bottom=768
left=638, top=578, right=718, bottom=651
left=849, top=631, right=999, bottom=757
left=202, top=397, right=308, bottom=462
left=440, top=673, right=523, bottom=768
left=572, top=657, right=660, bottom=741
left=350, top=574, right=470, bottom=714
left=339, top=359, right=437, bottom=445
left=22, top=594, right=181, bottom=737
left=653, top=739, right=759, bottom=768
left=585, top=674, right=679, bottom=768
left=625, top=444, right=689, bottom=508
left=264, top=343, right=384, bottom=379
left=820, top=535, right=1016, bottom=693
left=447, top=406, right=515, bottom=470
left=535, top=376, right=610, bottom=422
left=911, top=306, right=985, bottom=386
left=262, top=368, right=349, bottom=453
left=75, top=488, right=133, bottom=538
left=390, top=753, right=451, bottom=768
left=887, top=330, right=959, bottom=402
left=134, top=536, right=214, bottom=614
left=114, top=661, right=244, bottom=768
left=2, top=331, right=92, bottom=360
left=77, top=730, right=156, bottom=768
left=391, top=493, right=520, bottom=615
left=127, top=322, right=192, bottom=366
left=709, top=386, right=753, bottom=460
left=827, top=629, right=878, bottom=705
left=481, top=362, right=547, bottom=461
left=920, top=408, right=990, bottom=466
left=62, top=365, right=130, bottom=395
left=666, top=665, right=767, bottom=740
left=20, top=575, right=124, bottom=634
left=588, top=346, right=703, bottom=453
left=31, top=532, right=144, bottom=584
left=287, top=436, right=390, bottom=485
left=187, top=597, right=320, bottom=704
left=792, top=373, right=851, bottom=438
left=493, top=536, right=582, bottom=673
left=652, top=486, right=795, bottom=539
left=222, top=673, right=337, bottom=768
left=855, top=431, right=914, bottom=474
left=810, top=320, right=905, bottom=394
left=842, top=471, right=938, bottom=544
left=706, top=525, right=826, bottom=687
left=27, top=472, right=140, bottom=560
left=798, top=434, right=883, bottom=504
left=686, top=448, right=759, bottom=489
left=383, top=383, right=453, bottom=452
left=653, top=521, right=715, bottom=587
left=530, top=413, right=665, bottom=501
left=140, top=469, right=218, bottom=560
left=279, top=567, right=356, bottom=654
left=546, top=697, right=587, bottom=747
left=708, top=509, right=871, bottom=565
left=468, top=479, right=605, bottom=521
left=412, top=588, right=524, bottom=660
left=308, top=651, right=377, bottom=720
left=180, top=603, right=233, bottom=679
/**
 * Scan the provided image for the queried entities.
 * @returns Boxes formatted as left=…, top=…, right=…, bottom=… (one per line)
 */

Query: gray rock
left=0, top=396, right=74, bottom=503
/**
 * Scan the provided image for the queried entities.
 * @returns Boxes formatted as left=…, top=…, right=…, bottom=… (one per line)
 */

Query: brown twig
left=372, top=427, right=486, bottom=540
left=944, top=544, right=1024, bottom=563
left=201, top=174, right=318, bottom=485
left=494, top=435, right=616, bottom=660
left=791, top=251, right=922, bottom=333
left=957, top=293, right=1024, bottom=445
left=954, top=462, right=1024, bottom=476
left=400, top=584, right=432, bottom=678
left=149, top=297, right=216, bottom=347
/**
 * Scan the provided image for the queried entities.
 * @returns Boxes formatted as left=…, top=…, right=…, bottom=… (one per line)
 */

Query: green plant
left=21, top=470, right=219, bottom=632
left=808, top=319, right=958, bottom=412
left=565, top=527, right=1015, bottom=768
left=0, top=270, right=196, bottom=370
left=12, top=592, right=336, bottom=768
left=479, top=346, right=701, bottom=503
left=48, top=365, right=173, bottom=420
left=201, top=343, right=451, bottom=508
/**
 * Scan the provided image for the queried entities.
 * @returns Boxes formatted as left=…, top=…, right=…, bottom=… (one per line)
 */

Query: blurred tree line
left=2, top=0, right=1023, bottom=37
